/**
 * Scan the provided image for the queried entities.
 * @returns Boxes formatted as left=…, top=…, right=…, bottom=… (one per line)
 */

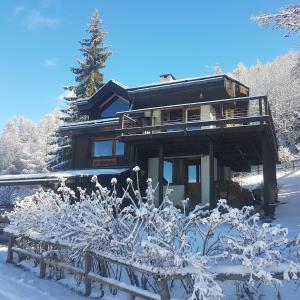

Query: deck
left=117, top=95, right=277, bottom=150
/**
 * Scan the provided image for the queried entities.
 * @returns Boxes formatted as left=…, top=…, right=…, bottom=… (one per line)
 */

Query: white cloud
left=44, top=58, right=58, bottom=67
left=12, top=6, right=60, bottom=30
left=56, top=90, right=76, bottom=102
left=27, top=11, right=60, bottom=30
left=14, top=6, right=25, bottom=16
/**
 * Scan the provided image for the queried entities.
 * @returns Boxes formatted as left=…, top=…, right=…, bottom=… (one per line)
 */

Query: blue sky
left=0, top=0, right=299, bottom=133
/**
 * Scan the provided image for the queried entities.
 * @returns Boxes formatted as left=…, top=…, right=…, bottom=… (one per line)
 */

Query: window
left=101, top=98, right=130, bottom=118
left=115, top=141, right=125, bottom=156
left=163, top=160, right=173, bottom=183
left=187, top=164, right=201, bottom=183
left=161, top=109, right=183, bottom=123
left=188, top=108, right=201, bottom=121
left=93, top=140, right=113, bottom=157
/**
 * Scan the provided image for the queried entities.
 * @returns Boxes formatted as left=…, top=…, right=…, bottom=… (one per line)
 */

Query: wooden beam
left=158, top=145, right=164, bottom=206
left=262, top=137, right=277, bottom=216
left=209, top=141, right=216, bottom=209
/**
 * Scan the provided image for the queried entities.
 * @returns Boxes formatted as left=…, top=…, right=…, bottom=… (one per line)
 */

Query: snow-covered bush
left=5, top=167, right=300, bottom=299
left=278, top=146, right=295, bottom=169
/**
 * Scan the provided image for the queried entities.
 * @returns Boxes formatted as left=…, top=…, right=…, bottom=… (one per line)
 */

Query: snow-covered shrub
left=278, top=146, right=295, bottom=170
left=5, top=167, right=300, bottom=299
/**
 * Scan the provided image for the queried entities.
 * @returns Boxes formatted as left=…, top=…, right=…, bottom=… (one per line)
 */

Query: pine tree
left=66, top=9, right=112, bottom=99
left=48, top=9, right=111, bottom=171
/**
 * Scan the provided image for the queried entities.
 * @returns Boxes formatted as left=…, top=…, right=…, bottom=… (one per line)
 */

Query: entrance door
left=186, top=162, right=201, bottom=208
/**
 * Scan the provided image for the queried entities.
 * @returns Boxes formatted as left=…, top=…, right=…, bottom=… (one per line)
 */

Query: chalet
left=0, top=74, right=278, bottom=215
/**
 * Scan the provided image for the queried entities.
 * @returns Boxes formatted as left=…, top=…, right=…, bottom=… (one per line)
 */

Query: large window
left=101, top=98, right=130, bottom=118
left=93, top=140, right=113, bottom=157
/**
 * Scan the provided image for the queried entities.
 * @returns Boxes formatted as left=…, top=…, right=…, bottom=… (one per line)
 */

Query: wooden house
left=0, top=74, right=278, bottom=215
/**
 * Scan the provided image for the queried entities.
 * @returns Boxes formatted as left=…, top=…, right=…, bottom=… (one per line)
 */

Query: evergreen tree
left=66, top=9, right=112, bottom=99
left=48, top=9, right=111, bottom=171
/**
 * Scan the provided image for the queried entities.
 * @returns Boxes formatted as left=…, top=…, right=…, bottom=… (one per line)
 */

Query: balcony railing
left=117, top=95, right=277, bottom=146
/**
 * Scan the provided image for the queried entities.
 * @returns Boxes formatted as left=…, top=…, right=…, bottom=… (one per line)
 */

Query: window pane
left=163, top=160, right=173, bottom=183
left=116, top=141, right=125, bottom=156
left=188, top=165, right=197, bottom=183
left=101, top=98, right=130, bottom=118
left=93, top=140, right=113, bottom=157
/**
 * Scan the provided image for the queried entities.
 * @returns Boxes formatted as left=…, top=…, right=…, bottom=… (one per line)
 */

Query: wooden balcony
left=117, top=95, right=277, bottom=149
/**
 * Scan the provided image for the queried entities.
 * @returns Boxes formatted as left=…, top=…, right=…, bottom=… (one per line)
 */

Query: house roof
left=0, top=168, right=129, bottom=186
left=76, top=74, right=249, bottom=114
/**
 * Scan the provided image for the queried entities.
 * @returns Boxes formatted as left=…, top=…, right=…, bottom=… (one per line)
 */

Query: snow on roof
left=59, top=117, right=119, bottom=131
left=0, top=168, right=129, bottom=185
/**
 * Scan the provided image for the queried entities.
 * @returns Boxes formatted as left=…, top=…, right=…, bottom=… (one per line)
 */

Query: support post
left=6, top=235, right=14, bottom=263
left=262, top=137, right=277, bottom=216
left=84, top=251, right=92, bottom=297
left=129, top=144, right=135, bottom=179
left=158, top=144, right=164, bottom=206
left=157, top=277, right=170, bottom=300
left=209, top=141, right=216, bottom=209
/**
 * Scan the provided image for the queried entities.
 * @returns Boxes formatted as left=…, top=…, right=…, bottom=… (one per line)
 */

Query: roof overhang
left=0, top=168, right=129, bottom=186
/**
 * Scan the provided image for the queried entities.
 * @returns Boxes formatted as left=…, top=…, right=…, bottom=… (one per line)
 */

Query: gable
left=77, top=80, right=130, bottom=116
left=100, top=94, right=130, bottom=118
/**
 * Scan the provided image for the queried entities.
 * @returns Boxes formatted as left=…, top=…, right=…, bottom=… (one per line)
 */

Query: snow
left=0, top=246, right=86, bottom=300
left=0, top=168, right=129, bottom=184
left=59, top=117, right=119, bottom=131
left=237, top=168, right=300, bottom=238
left=1, top=168, right=300, bottom=299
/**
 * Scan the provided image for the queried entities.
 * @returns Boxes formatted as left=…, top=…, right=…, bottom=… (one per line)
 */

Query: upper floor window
left=161, top=109, right=182, bottom=123
left=100, top=97, right=130, bottom=118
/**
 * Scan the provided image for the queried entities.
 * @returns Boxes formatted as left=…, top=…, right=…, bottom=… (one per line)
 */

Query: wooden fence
left=250, top=159, right=300, bottom=175
left=6, top=234, right=300, bottom=300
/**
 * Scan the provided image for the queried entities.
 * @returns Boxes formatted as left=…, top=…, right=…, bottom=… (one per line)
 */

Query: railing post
left=119, top=113, right=124, bottom=130
left=157, top=277, right=170, bottom=300
left=183, top=107, right=188, bottom=134
left=6, top=235, right=15, bottom=263
left=84, top=251, right=92, bottom=297
left=259, top=98, right=263, bottom=116
left=264, top=97, right=268, bottom=115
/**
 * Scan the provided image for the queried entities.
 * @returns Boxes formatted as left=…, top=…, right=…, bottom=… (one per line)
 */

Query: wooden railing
left=6, top=234, right=300, bottom=300
left=117, top=96, right=276, bottom=139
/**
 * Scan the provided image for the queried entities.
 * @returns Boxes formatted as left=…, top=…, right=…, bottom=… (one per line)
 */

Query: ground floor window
left=187, top=163, right=201, bottom=183
left=92, top=139, right=125, bottom=158
left=163, top=160, right=173, bottom=183
left=115, top=141, right=125, bottom=156
left=93, top=140, right=113, bottom=157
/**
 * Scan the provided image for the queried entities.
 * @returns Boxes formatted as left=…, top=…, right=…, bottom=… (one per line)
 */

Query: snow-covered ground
left=236, top=169, right=300, bottom=239
left=0, top=169, right=299, bottom=299
left=0, top=245, right=86, bottom=300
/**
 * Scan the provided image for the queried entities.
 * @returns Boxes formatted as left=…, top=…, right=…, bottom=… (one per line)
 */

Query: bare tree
left=252, top=5, right=300, bottom=36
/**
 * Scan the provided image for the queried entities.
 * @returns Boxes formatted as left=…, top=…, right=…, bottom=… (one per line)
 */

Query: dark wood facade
left=58, top=74, right=278, bottom=215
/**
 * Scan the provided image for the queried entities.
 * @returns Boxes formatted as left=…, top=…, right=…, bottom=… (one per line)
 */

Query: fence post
left=6, top=235, right=15, bottom=263
left=39, top=242, right=47, bottom=279
left=157, top=277, right=170, bottom=300
left=84, top=251, right=92, bottom=297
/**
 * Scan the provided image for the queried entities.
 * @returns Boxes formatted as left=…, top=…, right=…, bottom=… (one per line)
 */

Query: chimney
left=160, top=73, right=176, bottom=83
